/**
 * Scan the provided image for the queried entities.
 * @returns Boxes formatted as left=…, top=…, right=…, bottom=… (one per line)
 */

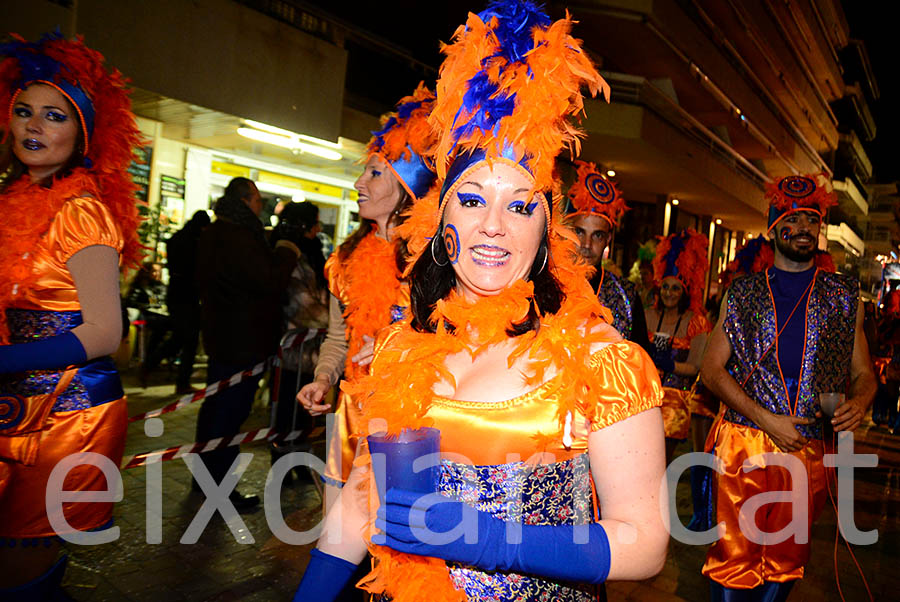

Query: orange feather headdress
left=0, top=32, right=143, bottom=342
left=366, top=83, right=438, bottom=201
left=565, top=159, right=627, bottom=227
left=766, top=173, right=836, bottom=233
left=653, top=228, right=709, bottom=314
left=718, top=235, right=773, bottom=292
left=399, top=0, right=610, bottom=272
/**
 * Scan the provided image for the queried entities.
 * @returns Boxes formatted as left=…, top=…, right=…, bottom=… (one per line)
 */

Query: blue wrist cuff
left=0, top=331, right=87, bottom=374
left=293, top=548, right=359, bottom=601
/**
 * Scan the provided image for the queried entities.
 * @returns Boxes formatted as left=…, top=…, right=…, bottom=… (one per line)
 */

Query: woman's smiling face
left=441, top=161, right=546, bottom=300
left=354, top=154, right=404, bottom=226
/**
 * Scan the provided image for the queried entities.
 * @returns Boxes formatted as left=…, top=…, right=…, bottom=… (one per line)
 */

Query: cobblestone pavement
left=60, top=364, right=900, bottom=601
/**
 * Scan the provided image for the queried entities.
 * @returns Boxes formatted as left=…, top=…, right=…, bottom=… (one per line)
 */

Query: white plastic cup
left=819, top=392, right=846, bottom=418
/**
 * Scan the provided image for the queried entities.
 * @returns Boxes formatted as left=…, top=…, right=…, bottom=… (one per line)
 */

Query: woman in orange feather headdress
left=295, top=84, right=438, bottom=511
left=295, top=2, right=668, bottom=601
left=0, top=32, right=141, bottom=595
left=646, top=228, right=712, bottom=464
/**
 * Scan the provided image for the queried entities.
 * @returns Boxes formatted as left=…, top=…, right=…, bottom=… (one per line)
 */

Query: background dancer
left=646, top=229, right=711, bottom=464
left=0, top=32, right=142, bottom=597
left=296, top=84, right=437, bottom=498
left=700, top=173, right=876, bottom=601
left=565, top=159, right=651, bottom=349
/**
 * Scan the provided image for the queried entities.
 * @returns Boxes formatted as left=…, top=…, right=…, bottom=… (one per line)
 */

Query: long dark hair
left=409, top=227, right=564, bottom=336
left=338, top=189, right=412, bottom=272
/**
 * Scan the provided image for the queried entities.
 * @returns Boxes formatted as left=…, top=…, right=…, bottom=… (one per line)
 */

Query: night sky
left=843, top=2, right=899, bottom=183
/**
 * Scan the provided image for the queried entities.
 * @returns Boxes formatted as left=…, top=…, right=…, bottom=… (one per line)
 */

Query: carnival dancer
left=701, top=173, right=876, bottom=600
left=0, top=32, right=142, bottom=597
left=295, top=2, right=668, bottom=600
left=296, top=84, right=437, bottom=495
left=646, top=229, right=711, bottom=465
left=565, top=159, right=650, bottom=349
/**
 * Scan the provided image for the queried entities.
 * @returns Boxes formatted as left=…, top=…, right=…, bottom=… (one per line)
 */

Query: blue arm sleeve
left=0, top=331, right=87, bottom=374
left=378, top=488, right=611, bottom=584
left=293, top=548, right=359, bottom=601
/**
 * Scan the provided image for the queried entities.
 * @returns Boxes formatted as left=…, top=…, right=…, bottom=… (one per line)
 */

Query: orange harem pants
left=0, top=398, right=127, bottom=538
left=702, top=420, right=826, bottom=588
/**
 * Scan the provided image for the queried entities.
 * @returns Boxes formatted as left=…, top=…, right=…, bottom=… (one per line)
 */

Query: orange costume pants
left=661, top=387, right=691, bottom=439
left=0, top=398, right=127, bottom=538
left=702, top=420, right=826, bottom=588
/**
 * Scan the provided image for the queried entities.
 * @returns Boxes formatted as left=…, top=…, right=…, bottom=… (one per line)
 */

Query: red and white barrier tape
left=127, top=328, right=326, bottom=424
left=127, top=358, right=272, bottom=423
left=120, top=425, right=326, bottom=470
left=280, top=327, right=326, bottom=351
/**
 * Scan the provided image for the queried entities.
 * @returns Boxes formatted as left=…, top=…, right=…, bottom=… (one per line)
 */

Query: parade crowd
left=0, top=2, right=885, bottom=601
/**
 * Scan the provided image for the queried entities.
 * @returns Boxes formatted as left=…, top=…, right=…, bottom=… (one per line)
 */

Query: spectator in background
left=269, top=202, right=328, bottom=468
left=126, top=260, right=174, bottom=387
left=165, top=210, right=210, bottom=394
left=195, top=177, right=299, bottom=510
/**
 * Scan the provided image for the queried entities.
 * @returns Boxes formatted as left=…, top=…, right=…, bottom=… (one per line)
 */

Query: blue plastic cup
left=367, top=427, right=440, bottom=506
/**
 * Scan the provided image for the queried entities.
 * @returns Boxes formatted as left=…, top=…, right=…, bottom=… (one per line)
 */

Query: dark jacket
left=166, top=224, right=203, bottom=306
left=196, top=217, right=296, bottom=366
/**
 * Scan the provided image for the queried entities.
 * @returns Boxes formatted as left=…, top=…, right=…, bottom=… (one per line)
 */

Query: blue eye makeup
left=371, top=169, right=382, bottom=177
left=13, top=106, right=31, bottom=118
left=47, top=111, right=68, bottom=122
left=508, top=200, right=538, bottom=215
left=458, top=192, right=486, bottom=207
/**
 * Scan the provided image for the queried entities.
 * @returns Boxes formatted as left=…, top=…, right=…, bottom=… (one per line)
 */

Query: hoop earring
left=431, top=236, right=449, bottom=267
left=538, top=245, right=548, bottom=273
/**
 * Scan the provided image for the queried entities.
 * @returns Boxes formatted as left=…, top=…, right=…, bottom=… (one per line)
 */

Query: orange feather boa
left=332, top=231, right=403, bottom=379
left=0, top=170, right=99, bottom=342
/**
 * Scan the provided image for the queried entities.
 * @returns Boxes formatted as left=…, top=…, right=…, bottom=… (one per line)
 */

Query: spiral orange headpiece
left=565, top=160, right=627, bottom=228
left=766, top=173, right=836, bottom=233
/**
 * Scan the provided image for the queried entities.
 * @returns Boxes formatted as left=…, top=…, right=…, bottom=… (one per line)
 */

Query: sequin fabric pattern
left=597, top=270, right=633, bottom=340
left=437, top=454, right=598, bottom=601
left=661, top=347, right=691, bottom=390
left=6, top=308, right=83, bottom=342
left=390, top=304, right=407, bottom=324
left=723, top=271, right=857, bottom=439
left=2, top=309, right=91, bottom=411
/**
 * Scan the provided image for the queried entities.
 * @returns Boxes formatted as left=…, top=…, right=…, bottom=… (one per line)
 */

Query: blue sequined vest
left=722, top=270, right=857, bottom=439
left=597, top=269, right=634, bottom=340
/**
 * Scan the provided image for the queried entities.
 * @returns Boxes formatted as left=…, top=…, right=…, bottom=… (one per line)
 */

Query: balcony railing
left=603, top=71, right=769, bottom=189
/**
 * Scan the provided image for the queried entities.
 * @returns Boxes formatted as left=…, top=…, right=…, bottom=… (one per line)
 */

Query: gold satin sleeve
left=672, top=311, right=711, bottom=350
left=22, top=196, right=124, bottom=312
left=578, top=341, right=664, bottom=431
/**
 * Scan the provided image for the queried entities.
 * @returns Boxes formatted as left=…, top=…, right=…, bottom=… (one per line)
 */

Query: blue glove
left=293, top=548, right=359, bottom=601
left=0, top=332, right=87, bottom=374
left=376, top=488, right=610, bottom=584
left=651, top=351, right=675, bottom=373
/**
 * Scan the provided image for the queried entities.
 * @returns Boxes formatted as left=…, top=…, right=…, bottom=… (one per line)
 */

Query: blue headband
left=439, top=146, right=532, bottom=202
left=3, top=32, right=96, bottom=142
left=387, top=148, right=435, bottom=201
